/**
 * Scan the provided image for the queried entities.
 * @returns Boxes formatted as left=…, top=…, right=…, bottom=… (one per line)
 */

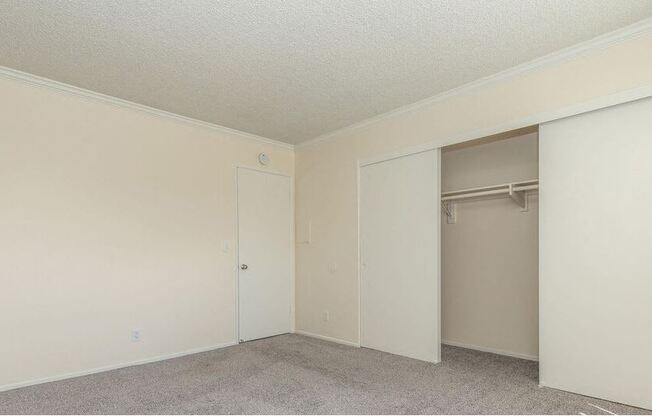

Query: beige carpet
left=0, top=334, right=646, bottom=414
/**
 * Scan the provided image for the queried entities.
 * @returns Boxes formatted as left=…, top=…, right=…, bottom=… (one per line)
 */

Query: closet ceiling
left=1, top=1, right=651, bottom=144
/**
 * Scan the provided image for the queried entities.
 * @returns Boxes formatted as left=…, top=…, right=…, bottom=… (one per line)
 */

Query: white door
left=237, top=167, right=291, bottom=342
left=360, top=149, right=440, bottom=362
left=539, top=97, right=652, bottom=410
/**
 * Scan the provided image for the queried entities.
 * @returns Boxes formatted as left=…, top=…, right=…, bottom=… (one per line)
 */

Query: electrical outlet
left=322, top=311, right=330, bottom=322
left=131, top=329, right=141, bottom=342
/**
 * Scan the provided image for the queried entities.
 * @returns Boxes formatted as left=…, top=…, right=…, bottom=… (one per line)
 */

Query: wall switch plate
left=297, top=220, right=312, bottom=244
left=322, top=311, right=330, bottom=322
left=131, top=329, right=141, bottom=342
left=444, top=202, right=457, bottom=224
left=222, top=240, right=231, bottom=254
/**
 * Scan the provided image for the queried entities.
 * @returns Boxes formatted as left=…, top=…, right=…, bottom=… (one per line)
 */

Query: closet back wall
left=0, top=75, right=294, bottom=390
left=441, top=133, right=538, bottom=360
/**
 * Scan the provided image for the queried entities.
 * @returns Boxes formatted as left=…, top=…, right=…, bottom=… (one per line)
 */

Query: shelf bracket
left=508, top=184, right=528, bottom=211
left=442, top=201, right=456, bottom=224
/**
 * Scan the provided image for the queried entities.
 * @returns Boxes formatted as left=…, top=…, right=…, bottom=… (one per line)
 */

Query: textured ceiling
left=2, top=1, right=652, bottom=144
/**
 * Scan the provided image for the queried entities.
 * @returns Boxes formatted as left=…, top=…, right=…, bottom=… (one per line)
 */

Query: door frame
left=357, top=145, right=442, bottom=362
left=234, top=165, right=295, bottom=343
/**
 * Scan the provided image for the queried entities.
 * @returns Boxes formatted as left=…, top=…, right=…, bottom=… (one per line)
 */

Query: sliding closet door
left=540, top=97, right=652, bottom=410
left=360, top=149, right=440, bottom=363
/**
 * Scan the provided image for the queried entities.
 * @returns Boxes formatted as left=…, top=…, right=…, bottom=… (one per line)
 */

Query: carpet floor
left=0, top=334, right=647, bottom=414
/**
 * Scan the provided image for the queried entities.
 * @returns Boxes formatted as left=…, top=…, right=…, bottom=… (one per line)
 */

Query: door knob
left=240, top=264, right=248, bottom=270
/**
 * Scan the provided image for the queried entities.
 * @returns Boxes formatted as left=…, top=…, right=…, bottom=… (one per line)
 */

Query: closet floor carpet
left=0, top=334, right=645, bottom=415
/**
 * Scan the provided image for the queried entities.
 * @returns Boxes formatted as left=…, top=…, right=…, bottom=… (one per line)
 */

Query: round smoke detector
left=258, top=152, right=270, bottom=166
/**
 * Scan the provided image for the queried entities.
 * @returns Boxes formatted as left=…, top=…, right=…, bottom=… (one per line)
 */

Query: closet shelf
left=441, top=179, right=539, bottom=222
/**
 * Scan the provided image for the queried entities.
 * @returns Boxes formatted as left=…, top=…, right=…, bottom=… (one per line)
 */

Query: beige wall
left=295, top=32, right=652, bottom=345
left=0, top=76, right=294, bottom=389
left=441, top=133, right=538, bottom=360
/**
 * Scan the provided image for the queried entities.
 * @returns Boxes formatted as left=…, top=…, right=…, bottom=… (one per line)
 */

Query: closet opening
left=440, top=125, right=539, bottom=364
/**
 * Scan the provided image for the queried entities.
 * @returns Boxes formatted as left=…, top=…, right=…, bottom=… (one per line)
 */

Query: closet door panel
left=359, top=149, right=440, bottom=363
left=539, top=97, right=652, bottom=410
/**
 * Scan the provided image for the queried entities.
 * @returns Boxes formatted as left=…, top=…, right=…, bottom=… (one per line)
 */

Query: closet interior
left=440, top=126, right=539, bottom=361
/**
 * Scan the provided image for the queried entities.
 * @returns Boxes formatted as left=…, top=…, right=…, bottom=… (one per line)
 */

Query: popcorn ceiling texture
left=1, top=0, right=651, bottom=144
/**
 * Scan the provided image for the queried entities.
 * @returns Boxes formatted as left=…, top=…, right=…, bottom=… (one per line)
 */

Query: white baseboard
left=442, top=339, right=538, bottom=361
left=0, top=341, right=238, bottom=393
left=294, top=330, right=360, bottom=348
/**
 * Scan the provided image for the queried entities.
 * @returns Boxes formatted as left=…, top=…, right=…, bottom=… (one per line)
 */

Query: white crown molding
left=297, top=17, right=652, bottom=149
left=4, top=17, right=651, bottom=151
left=0, top=65, right=294, bottom=150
